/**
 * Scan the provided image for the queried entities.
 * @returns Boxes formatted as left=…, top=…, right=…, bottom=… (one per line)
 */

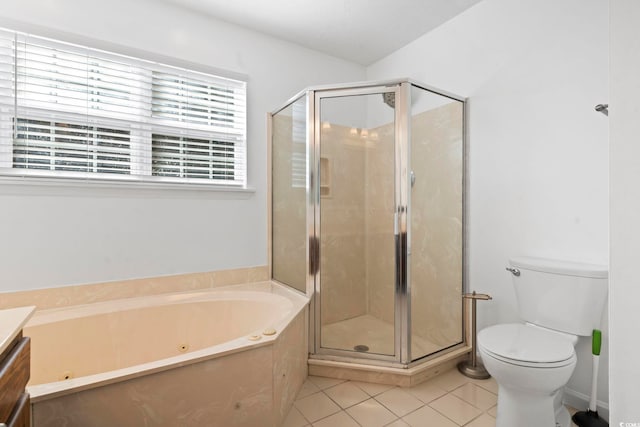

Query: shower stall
left=270, top=79, right=466, bottom=367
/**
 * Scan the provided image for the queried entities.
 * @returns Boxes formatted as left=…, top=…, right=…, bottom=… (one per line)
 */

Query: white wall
left=0, top=0, right=364, bottom=291
left=368, top=0, right=610, bottom=412
left=610, top=0, right=640, bottom=423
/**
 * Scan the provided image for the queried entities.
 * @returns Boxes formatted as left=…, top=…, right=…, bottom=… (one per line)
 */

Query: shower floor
left=321, top=314, right=442, bottom=358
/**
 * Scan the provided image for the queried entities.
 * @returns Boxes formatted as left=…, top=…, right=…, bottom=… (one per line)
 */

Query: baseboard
left=564, top=388, right=609, bottom=422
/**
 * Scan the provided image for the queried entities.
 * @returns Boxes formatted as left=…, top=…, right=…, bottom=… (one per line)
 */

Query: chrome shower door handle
left=506, top=267, right=520, bottom=276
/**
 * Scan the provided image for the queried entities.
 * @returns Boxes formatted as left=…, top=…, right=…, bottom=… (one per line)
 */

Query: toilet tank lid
left=509, top=257, right=608, bottom=279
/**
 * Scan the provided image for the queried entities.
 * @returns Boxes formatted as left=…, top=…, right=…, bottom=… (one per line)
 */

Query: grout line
left=372, top=390, right=424, bottom=420
left=291, top=405, right=313, bottom=427
left=427, top=401, right=468, bottom=426
left=343, top=408, right=364, bottom=427
left=309, top=390, right=365, bottom=426
left=461, top=412, right=485, bottom=426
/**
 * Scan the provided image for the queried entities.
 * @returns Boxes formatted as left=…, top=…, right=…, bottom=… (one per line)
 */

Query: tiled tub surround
left=24, top=282, right=309, bottom=427
left=0, top=265, right=269, bottom=311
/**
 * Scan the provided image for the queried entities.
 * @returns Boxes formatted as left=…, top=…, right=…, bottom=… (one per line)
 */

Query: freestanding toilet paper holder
left=458, top=291, right=492, bottom=379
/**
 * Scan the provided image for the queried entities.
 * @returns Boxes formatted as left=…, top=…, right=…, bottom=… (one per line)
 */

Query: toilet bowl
left=478, top=257, right=608, bottom=427
left=478, top=323, right=577, bottom=427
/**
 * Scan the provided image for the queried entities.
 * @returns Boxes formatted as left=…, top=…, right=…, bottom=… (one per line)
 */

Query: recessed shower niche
left=270, top=79, right=467, bottom=375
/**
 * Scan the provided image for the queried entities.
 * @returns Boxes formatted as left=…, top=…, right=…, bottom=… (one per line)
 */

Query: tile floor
left=282, top=368, right=579, bottom=427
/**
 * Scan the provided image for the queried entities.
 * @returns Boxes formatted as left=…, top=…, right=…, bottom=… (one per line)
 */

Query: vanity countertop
left=0, top=306, right=35, bottom=354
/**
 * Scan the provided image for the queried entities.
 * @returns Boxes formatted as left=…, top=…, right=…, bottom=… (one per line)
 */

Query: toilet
left=477, top=257, right=607, bottom=427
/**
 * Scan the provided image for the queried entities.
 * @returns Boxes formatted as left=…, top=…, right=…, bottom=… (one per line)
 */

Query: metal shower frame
left=270, top=78, right=468, bottom=368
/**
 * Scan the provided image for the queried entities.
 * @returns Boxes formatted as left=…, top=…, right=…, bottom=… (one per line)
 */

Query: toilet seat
left=478, top=323, right=576, bottom=368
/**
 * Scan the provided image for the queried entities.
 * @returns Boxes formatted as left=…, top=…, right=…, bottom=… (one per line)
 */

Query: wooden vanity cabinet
left=0, top=333, right=31, bottom=427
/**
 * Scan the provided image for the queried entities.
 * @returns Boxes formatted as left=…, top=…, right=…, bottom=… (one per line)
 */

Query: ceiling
left=160, top=0, right=483, bottom=65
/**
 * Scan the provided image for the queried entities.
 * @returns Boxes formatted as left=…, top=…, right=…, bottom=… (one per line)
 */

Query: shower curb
left=307, top=345, right=470, bottom=387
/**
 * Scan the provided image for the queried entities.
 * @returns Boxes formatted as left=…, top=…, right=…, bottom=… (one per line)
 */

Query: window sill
left=0, top=174, right=256, bottom=198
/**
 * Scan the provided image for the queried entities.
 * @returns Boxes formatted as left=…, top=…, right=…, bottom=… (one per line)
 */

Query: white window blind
left=0, top=28, right=247, bottom=187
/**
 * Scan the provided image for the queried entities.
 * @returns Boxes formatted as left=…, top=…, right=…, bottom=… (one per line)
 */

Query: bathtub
left=24, top=281, right=309, bottom=427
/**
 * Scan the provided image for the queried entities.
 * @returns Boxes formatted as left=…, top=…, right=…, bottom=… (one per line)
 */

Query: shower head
left=382, top=92, right=395, bottom=109
left=595, top=104, right=608, bottom=116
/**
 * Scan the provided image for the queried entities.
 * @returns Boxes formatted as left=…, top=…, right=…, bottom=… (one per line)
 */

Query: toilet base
left=555, top=405, right=571, bottom=427
left=495, top=386, right=569, bottom=427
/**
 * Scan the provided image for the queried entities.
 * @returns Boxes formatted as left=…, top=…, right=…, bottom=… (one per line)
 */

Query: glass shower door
left=409, top=84, right=464, bottom=361
left=316, top=89, right=397, bottom=357
left=271, top=95, right=308, bottom=294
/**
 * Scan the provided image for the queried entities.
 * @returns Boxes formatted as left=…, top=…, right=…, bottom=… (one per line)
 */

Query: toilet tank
left=509, top=257, right=608, bottom=336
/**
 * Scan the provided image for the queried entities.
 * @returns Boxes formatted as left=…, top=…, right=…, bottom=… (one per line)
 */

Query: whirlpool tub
left=24, top=281, right=309, bottom=427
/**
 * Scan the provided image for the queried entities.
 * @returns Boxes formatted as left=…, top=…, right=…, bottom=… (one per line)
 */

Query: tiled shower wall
left=363, top=121, right=396, bottom=326
left=320, top=128, right=368, bottom=325
left=324, top=102, right=464, bottom=348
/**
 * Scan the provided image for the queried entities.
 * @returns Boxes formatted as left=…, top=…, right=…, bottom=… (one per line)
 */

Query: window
left=14, top=119, right=132, bottom=174
left=0, top=28, right=247, bottom=187
left=290, top=99, right=306, bottom=188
